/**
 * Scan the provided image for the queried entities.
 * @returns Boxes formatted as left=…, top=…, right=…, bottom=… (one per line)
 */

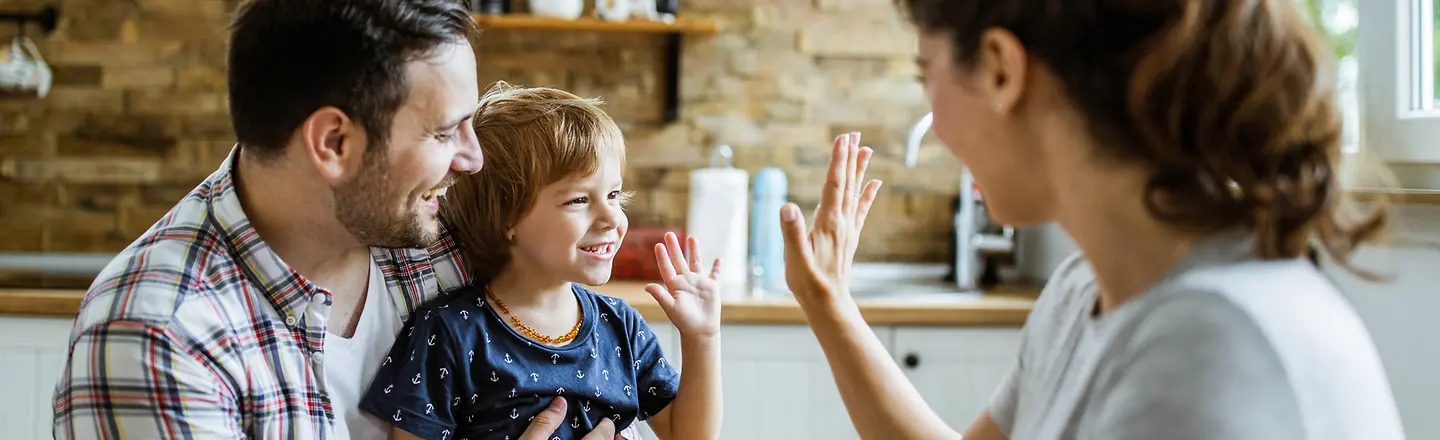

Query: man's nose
left=452, top=137, right=483, bottom=174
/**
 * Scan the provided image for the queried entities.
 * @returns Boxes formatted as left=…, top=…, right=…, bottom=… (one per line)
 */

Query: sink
left=846, top=263, right=982, bottom=300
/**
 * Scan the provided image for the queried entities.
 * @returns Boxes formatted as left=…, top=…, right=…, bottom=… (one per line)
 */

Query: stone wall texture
left=0, top=0, right=961, bottom=263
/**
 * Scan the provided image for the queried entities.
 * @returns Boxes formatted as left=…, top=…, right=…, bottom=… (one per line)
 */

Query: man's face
left=334, top=42, right=482, bottom=248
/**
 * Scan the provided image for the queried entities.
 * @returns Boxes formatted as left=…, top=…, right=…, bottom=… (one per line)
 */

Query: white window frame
left=1357, top=0, right=1440, bottom=164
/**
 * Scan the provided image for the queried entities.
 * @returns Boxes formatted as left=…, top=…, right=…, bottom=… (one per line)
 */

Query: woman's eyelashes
left=566, top=190, right=631, bottom=207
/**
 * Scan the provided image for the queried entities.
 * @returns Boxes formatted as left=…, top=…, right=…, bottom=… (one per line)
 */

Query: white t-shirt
left=324, top=260, right=403, bottom=440
left=990, top=229, right=1406, bottom=440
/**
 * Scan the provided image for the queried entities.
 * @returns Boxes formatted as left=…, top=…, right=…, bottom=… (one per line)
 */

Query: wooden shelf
left=472, top=14, right=719, bottom=34
left=471, top=13, right=720, bottom=123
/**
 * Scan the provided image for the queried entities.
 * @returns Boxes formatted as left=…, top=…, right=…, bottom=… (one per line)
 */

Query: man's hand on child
left=645, top=231, right=722, bottom=338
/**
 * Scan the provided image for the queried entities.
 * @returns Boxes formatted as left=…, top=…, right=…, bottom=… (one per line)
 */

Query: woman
left=778, top=0, right=1406, bottom=439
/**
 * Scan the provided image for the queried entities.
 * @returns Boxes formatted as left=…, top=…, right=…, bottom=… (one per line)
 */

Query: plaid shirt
left=51, top=147, right=474, bottom=439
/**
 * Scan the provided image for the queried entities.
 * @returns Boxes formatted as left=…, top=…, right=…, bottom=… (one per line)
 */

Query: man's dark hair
left=227, top=0, right=477, bottom=161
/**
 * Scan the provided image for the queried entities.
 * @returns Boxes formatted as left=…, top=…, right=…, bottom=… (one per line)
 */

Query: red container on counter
left=611, top=226, right=685, bottom=281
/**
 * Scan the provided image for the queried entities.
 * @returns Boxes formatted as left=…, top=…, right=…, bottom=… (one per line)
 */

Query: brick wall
left=0, top=0, right=961, bottom=263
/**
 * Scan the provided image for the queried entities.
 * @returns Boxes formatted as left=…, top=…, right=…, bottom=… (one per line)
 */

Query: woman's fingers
left=855, top=180, right=883, bottom=234
left=842, top=134, right=861, bottom=217
left=853, top=146, right=873, bottom=214
left=819, top=134, right=850, bottom=222
left=779, top=203, right=816, bottom=277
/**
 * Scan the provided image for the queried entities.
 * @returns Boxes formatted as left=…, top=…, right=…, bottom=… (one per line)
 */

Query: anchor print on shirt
left=659, top=358, right=669, bottom=370
left=590, top=346, right=599, bottom=359
left=439, top=368, right=449, bottom=379
left=557, top=387, right=565, bottom=395
left=504, top=353, right=513, bottom=363
left=615, top=346, right=623, bottom=358
left=381, top=356, right=391, bottom=367
left=425, top=403, right=434, bottom=414
left=608, top=297, right=618, bottom=305
left=649, top=386, right=657, bottom=396
left=468, top=350, right=475, bottom=364
left=581, top=400, right=592, bottom=412
left=460, top=310, right=469, bottom=320
left=510, top=408, right=519, bottom=419
left=384, top=384, right=393, bottom=394
left=576, top=370, right=585, bottom=379
left=602, top=370, right=609, bottom=381
left=572, top=417, right=581, bottom=428
left=624, top=386, right=632, bottom=396
left=427, top=335, right=436, bottom=346
left=393, top=410, right=403, bottom=422
left=530, top=373, right=540, bottom=382
left=411, top=373, right=422, bottom=385
left=452, top=397, right=460, bottom=407
left=441, top=430, right=450, bottom=440
left=471, top=394, right=479, bottom=404
left=638, top=330, right=645, bottom=342
left=424, top=310, right=432, bottom=320
left=594, top=386, right=603, bottom=397
left=491, top=371, right=499, bottom=382
left=551, top=354, right=560, bottom=364
left=509, top=388, right=518, bottom=398
left=601, top=312, right=608, bottom=323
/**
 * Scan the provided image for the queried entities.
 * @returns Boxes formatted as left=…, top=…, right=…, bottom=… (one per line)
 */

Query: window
left=1357, top=0, right=1440, bottom=163
left=1299, top=0, right=1361, bottom=153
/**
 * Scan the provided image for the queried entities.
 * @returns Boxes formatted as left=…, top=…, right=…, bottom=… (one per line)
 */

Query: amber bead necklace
left=485, top=284, right=583, bottom=345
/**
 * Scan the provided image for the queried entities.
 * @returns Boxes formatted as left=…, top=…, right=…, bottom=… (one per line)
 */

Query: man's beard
left=332, top=154, right=438, bottom=249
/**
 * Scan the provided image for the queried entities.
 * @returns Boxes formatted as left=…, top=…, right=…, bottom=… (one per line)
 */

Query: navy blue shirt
left=359, top=283, right=680, bottom=440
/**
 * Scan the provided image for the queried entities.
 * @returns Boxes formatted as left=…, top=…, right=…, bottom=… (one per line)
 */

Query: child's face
left=508, top=152, right=629, bottom=286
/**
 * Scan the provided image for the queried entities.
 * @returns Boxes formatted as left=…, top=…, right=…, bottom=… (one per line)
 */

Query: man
left=51, top=1, right=618, bottom=439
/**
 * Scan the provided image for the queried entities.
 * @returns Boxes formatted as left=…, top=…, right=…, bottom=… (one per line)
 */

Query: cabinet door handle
left=903, top=353, right=919, bottom=369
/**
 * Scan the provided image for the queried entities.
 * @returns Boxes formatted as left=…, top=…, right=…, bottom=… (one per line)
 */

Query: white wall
left=1325, top=204, right=1440, bottom=440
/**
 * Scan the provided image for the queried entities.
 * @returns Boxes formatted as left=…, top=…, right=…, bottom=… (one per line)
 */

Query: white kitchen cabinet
left=891, top=327, right=1022, bottom=432
left=714, top=324, right=895, bottom=440
left=0, top=315, right=74, bottom=440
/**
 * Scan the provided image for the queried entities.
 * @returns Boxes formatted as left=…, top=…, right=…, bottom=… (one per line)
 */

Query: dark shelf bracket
left=0, top=5, right=59, bottom=36
left=661, top=32, right=682, bottom=124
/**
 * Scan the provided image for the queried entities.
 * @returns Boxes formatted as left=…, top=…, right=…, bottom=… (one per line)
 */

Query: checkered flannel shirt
left=51, top=147, right=474, bottom=439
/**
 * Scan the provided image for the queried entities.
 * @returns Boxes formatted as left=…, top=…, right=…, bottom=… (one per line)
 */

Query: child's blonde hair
left=441, top=81, right=628, bottom=283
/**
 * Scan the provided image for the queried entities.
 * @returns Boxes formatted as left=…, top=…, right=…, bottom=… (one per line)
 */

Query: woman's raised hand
left=778, top=132, right=882, bottom=307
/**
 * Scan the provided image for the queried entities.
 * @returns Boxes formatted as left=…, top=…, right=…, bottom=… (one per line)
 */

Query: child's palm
left=644, top=232, right=721, bottom=337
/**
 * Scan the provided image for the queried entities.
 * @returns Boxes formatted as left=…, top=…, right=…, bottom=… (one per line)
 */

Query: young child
left=359, top=82, right=723, bottom=440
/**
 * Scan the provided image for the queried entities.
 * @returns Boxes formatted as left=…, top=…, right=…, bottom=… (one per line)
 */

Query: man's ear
left=300, top=106, right=367, bottom=183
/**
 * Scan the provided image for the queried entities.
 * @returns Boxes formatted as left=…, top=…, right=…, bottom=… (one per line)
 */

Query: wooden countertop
left=0, top=281, right=1037, bottom=327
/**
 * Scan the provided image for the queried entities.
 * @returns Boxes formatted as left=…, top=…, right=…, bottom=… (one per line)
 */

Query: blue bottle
left=749, top=167, right=789, bottom=296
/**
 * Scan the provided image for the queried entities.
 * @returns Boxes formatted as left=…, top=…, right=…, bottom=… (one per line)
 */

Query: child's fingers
left=664, top=232, right=688, bottom=275
left=686, top=235, right=702, bottom=273
left=644, top=283, right=677, bottom=312
left=653, top=243, right=677, bottom=279
left=709, top=258, right=722, bottom=281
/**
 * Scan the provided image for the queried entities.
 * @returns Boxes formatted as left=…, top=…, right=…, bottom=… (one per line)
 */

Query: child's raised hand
left=644, top=232, right=721, bottom=338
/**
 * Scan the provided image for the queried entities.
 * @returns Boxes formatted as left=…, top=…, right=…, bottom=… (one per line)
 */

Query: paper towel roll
left=686, top=167, right=749, bottom=299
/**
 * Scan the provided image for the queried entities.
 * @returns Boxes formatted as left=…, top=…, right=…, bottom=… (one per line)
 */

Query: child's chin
left=577, top=267, right=613, bottom=286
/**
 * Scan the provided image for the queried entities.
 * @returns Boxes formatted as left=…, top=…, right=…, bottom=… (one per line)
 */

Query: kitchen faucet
left=905, top=112, right=1014, bottom=292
